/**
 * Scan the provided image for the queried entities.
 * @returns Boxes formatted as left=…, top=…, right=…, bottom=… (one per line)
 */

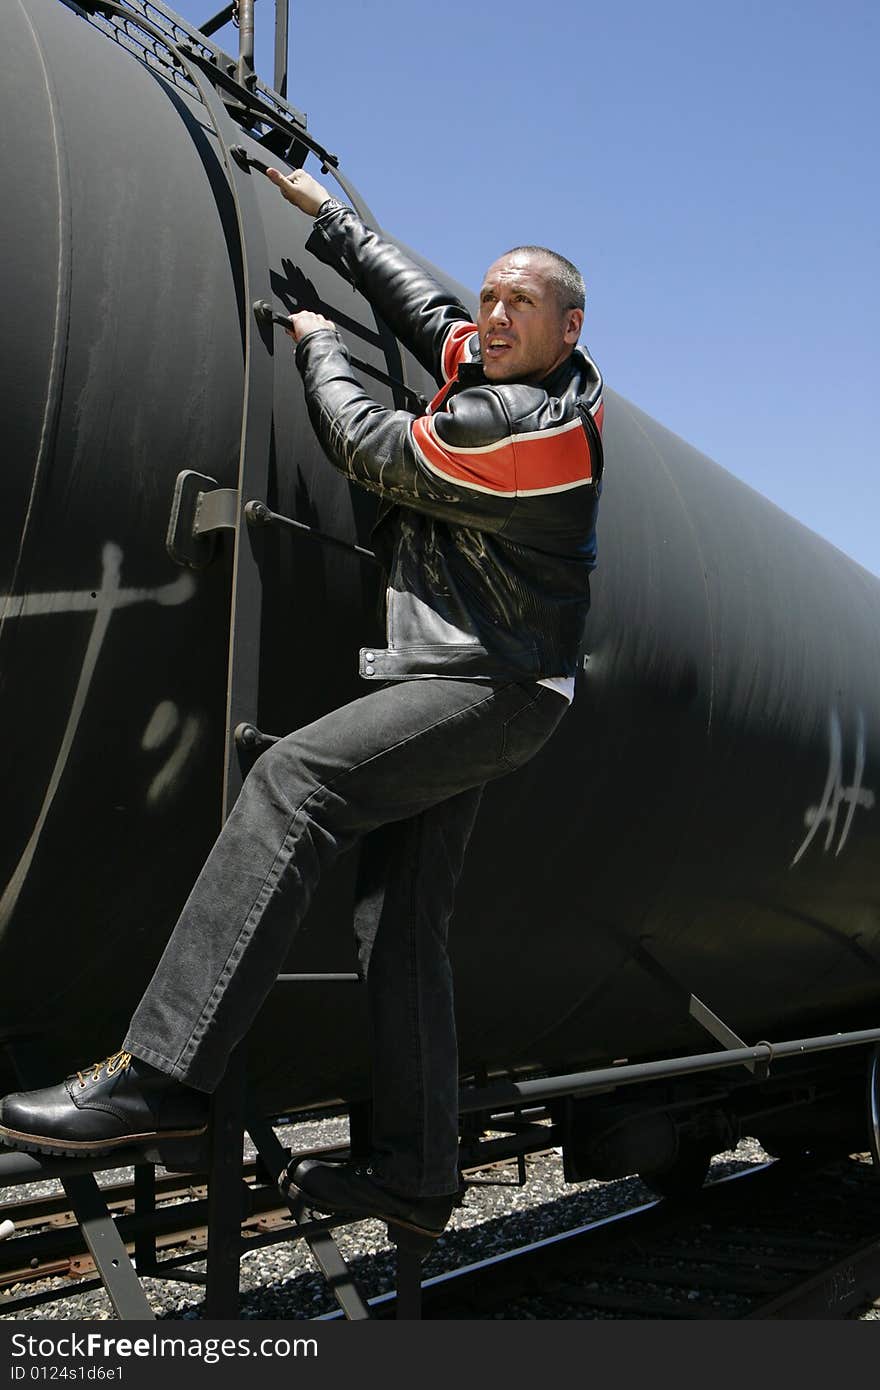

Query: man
left=0, top=168, right=603, bottom=1243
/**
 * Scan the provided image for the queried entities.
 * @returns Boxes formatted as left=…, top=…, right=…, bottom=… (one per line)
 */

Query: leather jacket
left=295, top=201, right=604, bottom=682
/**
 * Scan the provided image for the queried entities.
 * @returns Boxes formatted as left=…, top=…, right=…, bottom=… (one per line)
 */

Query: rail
left=459, top=1022, right=880, bottom=1115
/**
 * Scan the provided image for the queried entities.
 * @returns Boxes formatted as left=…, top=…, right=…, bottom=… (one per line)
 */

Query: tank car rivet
left=366, top=652, right=375, bottom=661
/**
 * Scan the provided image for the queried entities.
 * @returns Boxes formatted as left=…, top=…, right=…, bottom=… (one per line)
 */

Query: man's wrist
left=294, top=325, right=343, bottom=360
left=314, top=197, right=345, bottom=221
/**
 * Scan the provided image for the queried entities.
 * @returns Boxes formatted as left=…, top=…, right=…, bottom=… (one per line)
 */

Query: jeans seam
left=499, top=686, right=547, bottom=770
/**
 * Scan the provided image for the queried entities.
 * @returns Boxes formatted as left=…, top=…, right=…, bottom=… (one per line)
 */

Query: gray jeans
left=124, top=677, right=566, bottom=1196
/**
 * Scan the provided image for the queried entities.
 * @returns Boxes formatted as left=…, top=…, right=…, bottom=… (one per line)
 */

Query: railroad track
left=405, top=1155, right=880, bottom=1319
left=2, top=1149, right=879, bottom=1319
left=0, top=1142, right=555, bottom=1313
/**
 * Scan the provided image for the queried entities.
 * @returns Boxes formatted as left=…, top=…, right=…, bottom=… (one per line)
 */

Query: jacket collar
left=458, top=345, right=594, bottom=403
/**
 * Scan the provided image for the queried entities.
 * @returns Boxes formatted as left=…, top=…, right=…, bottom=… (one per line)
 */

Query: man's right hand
left=284, top=310, right=337, bottom=343
left=265, top=166, right=333, bottom=217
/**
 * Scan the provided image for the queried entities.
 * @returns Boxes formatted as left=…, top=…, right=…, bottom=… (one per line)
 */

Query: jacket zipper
left=577, top=402, right=605, bottom=490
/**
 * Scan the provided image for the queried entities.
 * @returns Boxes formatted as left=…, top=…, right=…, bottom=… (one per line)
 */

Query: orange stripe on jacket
left=412, top=415, right=517, bottom=493
left=441, top=321, right=477, bottom=382
left=515, top=421, right=593, bottom=492
left=411, top=415, right=593, bottom=496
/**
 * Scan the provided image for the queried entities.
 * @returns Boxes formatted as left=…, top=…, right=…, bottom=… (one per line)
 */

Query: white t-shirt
left=537, top=676, right=575, bottom=703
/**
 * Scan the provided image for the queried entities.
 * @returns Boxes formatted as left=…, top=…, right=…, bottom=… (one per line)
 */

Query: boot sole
left=286, top=1180, right=446, bottom=1241
left=0, top=1123, right=207, bottom=1159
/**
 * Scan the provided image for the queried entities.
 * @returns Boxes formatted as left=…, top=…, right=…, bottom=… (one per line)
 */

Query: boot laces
left=76, top=1050, right=132, bottom=1088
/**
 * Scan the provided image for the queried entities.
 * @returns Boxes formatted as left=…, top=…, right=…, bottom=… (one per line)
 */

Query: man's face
left=477, top=252, right=584, bottom=384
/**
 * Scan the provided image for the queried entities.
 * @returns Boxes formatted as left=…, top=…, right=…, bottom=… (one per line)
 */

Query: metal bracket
left=234, top=721, right=279, bottom=751
left=687, top=994, right=757, bottom=1074
left=635, top=942, right=758, bottom=1076
left=194, top=484, right=238, bottom=537
left=59, top=1174, right=156, bottom=1320
left=246, top=1118, right=372, bottom=1320
left=166, top=470, right=237, bottom=570
left=688, top=995, right=746, bottom=1052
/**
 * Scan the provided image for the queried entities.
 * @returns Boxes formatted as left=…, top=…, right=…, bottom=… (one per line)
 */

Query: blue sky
left=171, top=0, right=878, bottom=576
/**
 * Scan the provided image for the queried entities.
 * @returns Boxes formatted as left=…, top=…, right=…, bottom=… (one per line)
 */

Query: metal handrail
left=459, top=1023, right=880, bottom=1115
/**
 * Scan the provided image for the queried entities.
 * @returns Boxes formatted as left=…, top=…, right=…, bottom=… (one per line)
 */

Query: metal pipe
left=198, top=3, right=236, bottom=37
left=244, top=499, right=379, bottom=564
left=236, top=0, right=255, bottom=88
left=1, top=1026, right=875, bottom=1189
left=274, top=0, right=289, bottom=98
left=275, top=973, right=361, bottom=983
left=458, top=1024, right=880, bottom=1115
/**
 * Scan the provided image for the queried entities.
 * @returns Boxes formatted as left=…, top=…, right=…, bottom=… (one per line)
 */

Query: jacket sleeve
left=296, top=328, right=520, bottom=531
left=305, top=201, right=473, bottom=385
left=296, top=330, right=596, bottom=525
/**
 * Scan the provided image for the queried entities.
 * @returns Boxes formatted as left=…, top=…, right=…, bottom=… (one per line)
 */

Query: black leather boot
left=0, top=1051, right=209, bottom=1158
left=280, top=1157, right=456, bottom=1239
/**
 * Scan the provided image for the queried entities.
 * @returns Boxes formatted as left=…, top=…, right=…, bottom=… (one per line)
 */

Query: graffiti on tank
left=792, top=709, right=875, bottom=867
left=141, top=699, right=203, bottom=807
left=0, top=544, right=197, bottom=931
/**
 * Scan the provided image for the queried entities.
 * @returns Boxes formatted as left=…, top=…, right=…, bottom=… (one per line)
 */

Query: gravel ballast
left=2, top=1124, right=878, bottom=1321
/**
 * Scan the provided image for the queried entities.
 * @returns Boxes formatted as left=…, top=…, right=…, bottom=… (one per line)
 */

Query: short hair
left=502, top=245, right=585, bottom=312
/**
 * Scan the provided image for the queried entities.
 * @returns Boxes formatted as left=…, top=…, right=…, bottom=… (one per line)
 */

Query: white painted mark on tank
left=142, top=700, right=180, bottom=750
left=0, top=545, right=196, bottom=934
left=792, top=709, right=875, bottom=866
left=141, top=699, right=203, bottom=806
left=0, top=564, right=195, bottom=620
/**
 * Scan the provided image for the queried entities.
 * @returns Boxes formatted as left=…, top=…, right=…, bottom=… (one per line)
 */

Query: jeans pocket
left=499, top=686, right=567, bottom=771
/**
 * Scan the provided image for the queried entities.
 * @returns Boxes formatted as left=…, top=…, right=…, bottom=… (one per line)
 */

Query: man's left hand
left=265, top=167, right=332, bottom=216
left=285, top=311, right=337, bottom=342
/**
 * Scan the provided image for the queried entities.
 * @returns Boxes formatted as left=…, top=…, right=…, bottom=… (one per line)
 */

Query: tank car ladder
left=152, top=9, right=427, bottom=1318
left=246, top=1113, right=435, bottom=1320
